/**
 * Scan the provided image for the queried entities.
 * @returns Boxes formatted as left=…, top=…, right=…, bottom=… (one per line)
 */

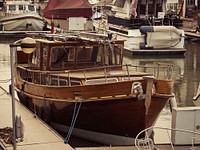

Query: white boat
left=93, top=0, right=186, bottom=55
left=0, top=0, right=44, bottom=31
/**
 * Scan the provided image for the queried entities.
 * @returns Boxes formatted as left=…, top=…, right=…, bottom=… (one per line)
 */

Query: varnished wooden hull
left=16, top=80, right=170, bottom=145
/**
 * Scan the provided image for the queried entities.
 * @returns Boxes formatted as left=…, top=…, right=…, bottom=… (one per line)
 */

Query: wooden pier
left=0, top=86, right=73, bottom=150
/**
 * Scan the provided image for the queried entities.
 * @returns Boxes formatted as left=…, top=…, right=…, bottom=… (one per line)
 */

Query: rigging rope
left=64, top=101, right=82, bottom=144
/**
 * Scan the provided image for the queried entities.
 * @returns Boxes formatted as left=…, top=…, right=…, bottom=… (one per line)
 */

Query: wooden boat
left=13, top=32, right=174, bottom=145
left=93, top=0, right=186, bottom=55
left=0, top=0, right=44, bottom=31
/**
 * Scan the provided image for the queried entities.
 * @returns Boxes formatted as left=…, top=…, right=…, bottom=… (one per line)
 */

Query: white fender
left=169, top=94, right=177, bottom=112
left=15, top=115, right=24, bottom=139
left=131, top=82, right=144, bottom=100
left=193, top=83, right=200, bottom=101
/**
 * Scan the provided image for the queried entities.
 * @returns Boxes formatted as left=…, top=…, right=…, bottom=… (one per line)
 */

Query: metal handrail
left=135, top=126, right=200, bottom=150
left=17, top=63, right=173, bottom=86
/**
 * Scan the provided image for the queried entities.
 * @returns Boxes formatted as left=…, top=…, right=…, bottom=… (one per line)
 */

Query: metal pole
left=10, top=46, right=16, bottom=150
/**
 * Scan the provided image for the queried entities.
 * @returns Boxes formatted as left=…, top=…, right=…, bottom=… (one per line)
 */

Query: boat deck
left=53, top=69, right=151, bottom=80
left=185, top=31, right=200, bottom=39
left=0, top=86, right=73, bottom=150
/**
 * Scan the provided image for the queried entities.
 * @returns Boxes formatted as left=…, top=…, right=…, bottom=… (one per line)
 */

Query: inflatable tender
left=139, top=26, right=183, bottom=49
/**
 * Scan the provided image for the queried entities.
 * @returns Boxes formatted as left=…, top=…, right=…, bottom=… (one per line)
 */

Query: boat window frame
left=114, top=0, right=126, bottom=8
left=8, top=4, right=16, bottom=12
left=28, top=4, right=35, bottom=12
left=30, top=39, right=124, bottom=71
left=19, top=4, right=24, bottom=11
left=29, top=41, right=42, bottom=70
left=49, top=45, right=76, bottom=70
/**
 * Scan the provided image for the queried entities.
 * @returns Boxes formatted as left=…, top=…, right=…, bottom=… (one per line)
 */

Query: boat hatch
left=85, top=78, right=118, bottom=85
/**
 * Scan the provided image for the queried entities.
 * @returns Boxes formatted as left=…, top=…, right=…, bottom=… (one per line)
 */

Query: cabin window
left=49, top=43, right=122, bottom=70
left=0, top=2, right=3, bottom=7
left=42, top=46, right=49, bottom=70
left=28, top=5, right=35, bottom=12
left=114, top=0, right=125, bottom=8
left=139, top=0, right=160, bottom=16
left=187, top=0, right=195, bottom=5
left=76, top=46, right=94, bottom=67
left=19, top=5, right=24, bottom=11
left=30, top=42, right=41, bottom=68
left=104, top=44, right=122, bottom=65
left=8, top=5, right=16, bottom=11
left=50, top=46, right=75, bottom=69
left=113, top=45, right=122, bottom=65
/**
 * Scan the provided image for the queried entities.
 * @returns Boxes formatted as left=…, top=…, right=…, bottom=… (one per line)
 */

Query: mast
left=145, top=0, right=148, bottom=15
left=153, top=0, right=157, bottom=16
left=130, top=0, right=139, bottom=17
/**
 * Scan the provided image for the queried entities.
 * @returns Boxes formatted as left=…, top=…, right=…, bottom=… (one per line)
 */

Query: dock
left=0, top=86, right=73, bottom=150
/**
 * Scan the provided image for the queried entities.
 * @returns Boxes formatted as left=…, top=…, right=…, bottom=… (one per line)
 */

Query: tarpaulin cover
left=43, top=0, right=93, bottom=19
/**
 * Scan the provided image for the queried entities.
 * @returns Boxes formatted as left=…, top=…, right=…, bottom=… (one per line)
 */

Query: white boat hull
left=0, top=12, right=44, bottom=31
left=51, top=122, right=136, bottom=146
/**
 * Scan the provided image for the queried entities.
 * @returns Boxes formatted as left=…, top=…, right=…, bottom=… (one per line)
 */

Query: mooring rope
left=0, top=79, right=11, bottom=83
left=64, top=101, right=82, bottom=144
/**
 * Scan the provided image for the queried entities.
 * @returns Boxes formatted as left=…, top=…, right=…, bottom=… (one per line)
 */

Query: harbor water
left=0, top=39, right=200, bottom=146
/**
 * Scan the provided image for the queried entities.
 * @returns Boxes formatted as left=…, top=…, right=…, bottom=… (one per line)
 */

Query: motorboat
left=13, top=32, right=175, bottom=145
left=0, top=0, right=44, bottom=31
left=93, top=0, right=186, bottom=55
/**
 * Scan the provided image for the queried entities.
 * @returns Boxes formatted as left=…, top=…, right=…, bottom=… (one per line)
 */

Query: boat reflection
left=123, top=41, right=200, bottom=144
left=124, top=40, right=200, bottom=107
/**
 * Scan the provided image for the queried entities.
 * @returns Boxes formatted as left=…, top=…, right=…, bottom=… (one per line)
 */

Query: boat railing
left=135, top=126, right=200, bottom=150
left=124, top=63, right=173, bottom=79
left=17, top=63, right=173, bottom=86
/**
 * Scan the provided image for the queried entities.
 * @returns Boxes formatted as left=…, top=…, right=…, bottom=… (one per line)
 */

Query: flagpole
left=10, top=45, right=17, bottom=150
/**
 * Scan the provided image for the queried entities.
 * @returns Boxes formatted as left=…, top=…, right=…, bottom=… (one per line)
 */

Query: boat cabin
left=106, top=0, right=182, bottom=28
left=27, top=38, right=124, bottom=71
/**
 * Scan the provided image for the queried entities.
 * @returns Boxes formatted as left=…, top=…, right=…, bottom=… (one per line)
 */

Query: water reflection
left=124, top=40, right=200, bottom=107
left=123, top=40, right=200, bottom=144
